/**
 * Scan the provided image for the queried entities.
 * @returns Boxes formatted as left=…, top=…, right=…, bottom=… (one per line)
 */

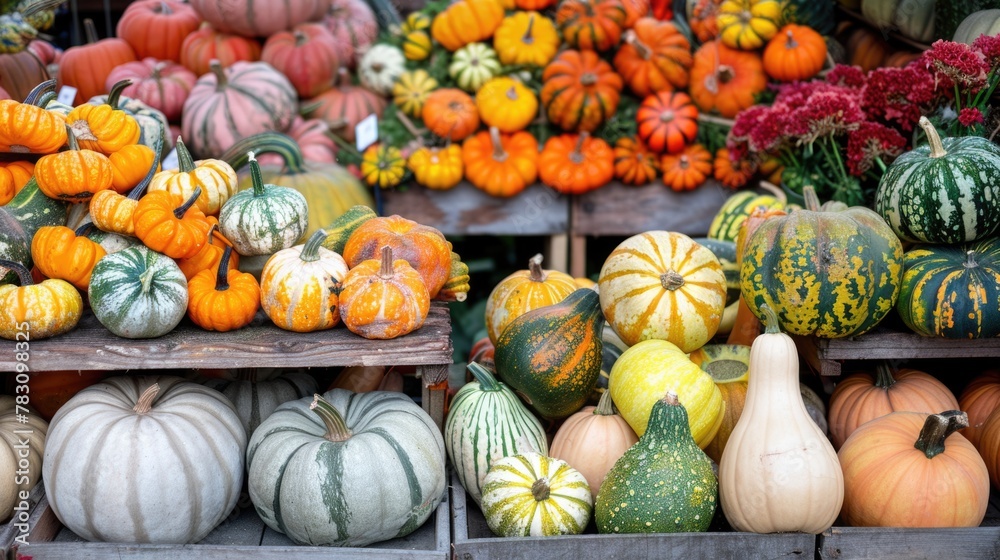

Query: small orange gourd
left=484, top=253, right=576, bottom=343
left=90, top=137, right=162, bottom=236
left=30, top=224, right=108, bottom=290
left=65, top=80, right=142, bottom=156
left=661, top=143, right=712, bottom=191
left=176, top=224, right=241, bottom=281
left=538, top=133, right=615, bottom=194
left=187, top=246, right=260, bottom=332
left=612, top=137, right=658, bottom=185
left=0, top=259, right=83, bottom=341
left=108, top=143, right=159, bottom=194
left=422, top=88, right=480, bottom=141
left=614, top=18, right=692, bottom=97
left=762, top=25, right=827, bottom=83
left=0, top=98, right=67, bottom=154
left=35, top=126, right=114, bottom=202
left=339, top=246, right=431, bottom=339
left=636, top=90, right=699, bottom=154
left=462, top=127, right=538, bottom=197
left=147, top=137, right=239, bottom=215
left=959, top=371, right=1000, bottom=449
left=713, top=147, right=755, bottom=189
left=132, top=187, right=213, bottom=259
left=0, top=161, right=35, bottom=204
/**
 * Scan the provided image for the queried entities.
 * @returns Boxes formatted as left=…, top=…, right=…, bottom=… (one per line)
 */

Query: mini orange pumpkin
left=176, top=223, right=241, bottom=281
left=556, top=0, right=627, bottom=52
left=462, top=127, right=539, bottom=197
left=762, top=24, right=827, bottom=83
left=612, top=136, right=658, bottom=185
left=148, top=137, right=239, bottom=215
left=90, top=146, right=161, bottom=236
left=689, top=40, right=766, bottom=118
left=422, top=88, right=480, bottom=142
left=132, top=187, right=213, bottom=259
left=661, top=143, right=712, bottom=191
left=541, top=49, right=623, bottom=133
left=613, top=18, right=692, bottom=97
left=713, top=147, right=755, bottom=189
left=637, top=90, right=699, bottom=154
left=339, top=246, right=431, bottom=340
left=0, top=99, right=67, bottom=154
left=959, top=371, right=1000, bottom=450
left=30, top=224, right=108, bottom=290
left=65, top=80, right=142, bottom=156
left=109, top=143, right=158, bottom=194
left=0, top=160, right=35, bottom=204
left=431, top=0, right=505, bottom=52
left=538, top=132, right=615, bottom=194
left=34, top=126, right=115, bottom=202
left=187, top=246, right=260, bottom=332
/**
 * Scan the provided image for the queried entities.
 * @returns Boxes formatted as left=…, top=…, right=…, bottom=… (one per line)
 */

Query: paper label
left=161, top=148, right=179, bottom=171
left=355, top=114, right=378, bottom=152
left=56, top=86, right=78, bottom=106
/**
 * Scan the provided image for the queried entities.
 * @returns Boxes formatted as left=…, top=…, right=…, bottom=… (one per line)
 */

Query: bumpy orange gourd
left=431, top=0, right=505, bottom=51
left=538, top=133, right=615, bottom=194
left=613, top=137, right=658, bottom=185
left=762, top=24, right=827, bottom=82
left=637, top=90, right=698, bottom=154
left=108, top=143, right=158, bottom=194
left=713, top=147, right=755, bottom=188
left=541, top=50, right=623, bottom=133
left=462, top=127, right=539, bottom=197
left=34, top=127, right=114, bottom=202
left=30, top=225, right=108, bottom=290
left=90, top=148, right=160, bottom=237
left=614, top=18, right=692, bottom=97
left=476, top=77, right=538, bottom=133
left=176, top=224, right=241, bottom=281
left=132, top=188, right=213, bottom=259
left=407, top=145, right=464, bottom=191
left=148, top=138, right=238, bottom=215
left=493, top=12, right=559, bottom=67
left=515, top=0, right=555, bottom=9
left=339, top=246, right=431, bottom=339
left=661, top=143, right=712, bottom=191
left=484, top=253, right=576, bottom=343
left=556, top=0, right=627, bottom=52
left=0, top=100, right=66, bottom=154
left=0, top=161, right=34, bottom=204
left=689, top=41, right=766, bottom=118
left=187, top=246, right=260, bottom=332
left=342, top=215, right=453, bottom=298
left=959, top=371, right=1000, bottom=449
left=0, top=260, right=83, bottom=341
left=65, top=80, right=142, bottom=156
left=422, top=88, right=480, bottom=142
left=620, top=0, right=650, bottom=27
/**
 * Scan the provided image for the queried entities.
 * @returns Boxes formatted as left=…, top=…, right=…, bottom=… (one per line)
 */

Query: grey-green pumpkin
left=219, top=153, right=308, bottom=256
left=201, top=371, right=318, bottom=437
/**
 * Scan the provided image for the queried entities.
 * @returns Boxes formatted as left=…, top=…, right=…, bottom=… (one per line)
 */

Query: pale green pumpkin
left=449, top=42, right=501, bottom=92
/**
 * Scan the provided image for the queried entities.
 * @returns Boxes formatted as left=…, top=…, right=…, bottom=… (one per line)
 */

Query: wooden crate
left=0, top=484, right=59, bottom=556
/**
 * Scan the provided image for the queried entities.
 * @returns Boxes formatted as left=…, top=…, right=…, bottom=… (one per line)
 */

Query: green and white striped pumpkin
left=481, top=452, right=592, bottom=537
left=358, top=44, right=407, bottom=96
left=896, top=239, right=1000, bottom=339
left=707, top=184, right=786, bottom=242
left=247, top=389, right=446, bottom=547
left=43, top=376, right=245, bottom=544
left=445, top=362, right=548, bottom=506
left=88, top=246, right=189, bottom=339
left=201, top=371, right=318, bottom=438
left=449, top=42, right=502, bottom=93
left=876, top=116, right=1000, bottom=244
left=85, top=228, right=141, bottom=254
left=219, top=153, right=308, bottom=256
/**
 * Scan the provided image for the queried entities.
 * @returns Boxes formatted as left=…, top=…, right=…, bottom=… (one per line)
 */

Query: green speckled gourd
left=707, top=185, right=786, bottom=243
left=321, top=205, right=377, bottom=254
left=693, top=237, right=739, bottom=306
left=494, top=288, right=604, bottom=419
left=596, top=392, right=717, bottom=534
left=875, top=116, right=1000, bottom=244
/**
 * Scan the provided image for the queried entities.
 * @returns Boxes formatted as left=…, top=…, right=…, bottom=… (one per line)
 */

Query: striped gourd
left=181, top=61, right=297, bottom=159
left=896, top=239, right=1000, bottom=339
left=707, top=184, right=786, bottom=242
left=693, top=237, right=739, bottom=305
left=0, top=208, right=30, bottom=285
left=88, top=246, right=189, bottom=339
left=445, top=362, right=548, bottom=506
left=481, top=452, right=592, bottom=537
left=875, top=117, right=1000, bottom=244
left=201, top=371, right=318, bottom=437
left=485, top=253, right=577, bottom=344
left=219, top=153, right=308, bottom=256
left=43, top=376, right=245, bottom=544
left=247, top=390, right=446, bottom=547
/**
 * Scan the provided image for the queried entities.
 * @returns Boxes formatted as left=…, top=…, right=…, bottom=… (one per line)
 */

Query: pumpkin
left=30, top=224, right=107, bottom=290
left=493, top=12, right=559, bottom=67
left=179, top=24, right=262, bottom=77
left=762, top=24, right=827, bottom=82
left=612, top=136, right=658, bottom=185
left=741, top=186, right=904, bottom=338
left=477, top=77, right=538, bottom=133
left=187, top=246, right=259, bottom=332
left=896, top=240, right=1000, bottom=339
left=360, top=143, right=405, bottom=189
left=449, top=42, right=502, bottom=93
left=549, top=391, right=638, bottom=497
left=1, top=176, right=68, bottom=269
left=482, top=452, right=593, bottom=537
left=689, top=41, right=766, bottom=118
left=716, top=0, right=781, bottom=50
left=85, top=94, right=172, bottom=159
left=0, top=396, right=47, bottom=522
left=538, top=133, right=615, bottom=194
left=953, top=9, right=1000, bottom=44
left=839, top=410, right=989, bottom=527
left=108, top=143, right=158, bottom=194
left=422, top=88, right=480, bottom=142
left=201, top=371, right=316, bottom=437
left=149, top=138, right=238, bottom=216
left=28, top=371, right=107, bottom=421
left=541, top=49, right=623, bottom=133
left=431, top=0, right=505, bottom=52
left=860, top=0, right=935, bottom=43
left=599, top=231, right=726, bottom=351
left=876, top=116, right=1000, bottom=244
left=188, top=0, right=322, bottom=38
left=828, top=363, right=959, bottom=450
left=90, top=141, right=160, bottom=236
left=0, top=160, right=33, bottom=204
left=485, top=253, right=576, bottom=343
left=596, top=392, right=717, bottom=533
left=707, top=183, right=786, bottom=242
left=44, top=376, right=245, bottom=543
left=610, top=339, right=724, bottom=444
left=719, top=305, right=843, bottom=533
left=133, top=188, right=212, bottom=259
left=440, top=252, right=472, bottom=302
left=261, top=23, right=340, bottom=99
left=0, top=99, right=66, bottom=154
left=692, top=344, right=750, bottom=462
left=614, top=18, right=692, bottom=98
left=974, top=401, right=1000, bottom=488
left=462, top=127, right=539, bottom=197
left=882, top=50, right=922, bottom=68
left=258, top=117, right=337, bottom=165
left=960, top=371, right=1000, bottom=450
left=181, top=61, right=296, bottom=159
left=516, top=0, right=556, bottom=9
left=320, top=204, right=377, bottom=254
left=392, top=69, right=438, bottom=119
left=713, top=147, right=755, bottom=188
left=85, top=229, right=142, bottom=255
left=248, top=390, right=445, bottom=546
left=0, top=259, right=82, bottom=340
left=557, top=0, right=627, bottom=51
left=357, top=44, right=406, bottom=96
left=260, top=229, right=349, bottom=332
left=338, top=246, right=430, bottom=339
left=402, top=30, right=432, bottom=61
left=57, top=19, right=137, bottom=105
left=446, top=362, right=549, bottom=505
left=637, top=90, right=698, bottom=155
left=840, top=24, right=888, bottom=72
left=66, top=80, right=141, bottom=156
left=88, top=246, right=189, bottom=338
left=0, top=49, right=49, bottom=102
left=321, top=0, right=378, bottom=67
left=402, top=11, right=432, bottom=33
left=726, top=205, right=787, bottom=346
left=328, top=365, right=386, bottom=392
left=219, top=152, right=308, bottom=256
left=408, top=144, right=464, bottom=191
left=105, top=59, right=195, bottom=123
left=116, top=0, right=202, bottom=62
left=307, top=69, right=387, bottom=143
left=661, top=143, right=712, bottom=191
left=176, top=224, right=240, bottom=280
left=34, top=126, right=114, bottom=202
left=342, top=215, right=451, bottom=298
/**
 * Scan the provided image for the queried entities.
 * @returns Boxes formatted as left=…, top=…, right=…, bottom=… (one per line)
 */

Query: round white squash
left=0, top=396, right=47, bottom=522
left=201, top=371, right=318, bottom=438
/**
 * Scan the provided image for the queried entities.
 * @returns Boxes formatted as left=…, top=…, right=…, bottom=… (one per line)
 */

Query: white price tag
left=56, top=85, right=78, bottom=106
left=355, top=114, right=378, bottom=151
left=161, top=148, right=179, bottom=171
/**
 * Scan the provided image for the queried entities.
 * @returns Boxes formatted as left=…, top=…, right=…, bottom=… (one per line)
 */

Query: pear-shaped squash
left=596, top=392, right=717, bottom=534
left=495, top=288, right=604, bottom=419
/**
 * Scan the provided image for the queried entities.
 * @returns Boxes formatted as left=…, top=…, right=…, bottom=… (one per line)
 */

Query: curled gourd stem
left=248, top=152, right=269, bottom=197
left=65, top=124, right=79, bottom=151
left=918, top=116, right=947, bottom=159
left=759, top=303, right=781, bottom=334
left=379, top=246, right=395, bottom=278
left=757, top=180, right=787, bottom=202
left=527, top=253, right=546, bottom=282
left=173, top=187, right=202, bottom=219
left=531, top=477, right=551, bottom=501
left=210, top=59, right=228, bottom=91
left=914, top=410, right=968, bottom=459
left=133, top=383, right=160, bottom=414
left=594, top=390, right=616, bottom=416
left=299, top=229, right=327, bottom=263
left=216, top=246, right=234, bottom=291
left=106, top=79, right=132, bottom=110
left=311, top=393, right=352, bottom=442
left=467, top=361, right=500, bottom=392
left=874, top=361, right=897, bottom=390
left=0, top=259, right=33, bottom=286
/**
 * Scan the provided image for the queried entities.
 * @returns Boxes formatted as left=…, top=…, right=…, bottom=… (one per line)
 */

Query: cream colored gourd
left=719, top=305, right=843, bottom=534
left=0, top=396, right=47, bottom=522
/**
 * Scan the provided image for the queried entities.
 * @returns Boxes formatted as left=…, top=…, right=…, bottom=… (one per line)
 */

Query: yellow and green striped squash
left=716, top=0, right=782, bottom=50
left=708, top=186, right=786, bottom=242
left=392, top=69, right=439, bottom=119
left=896, top=239, right=1000, bottom=339
left=402, top=30, right=432, bottom=61
left=481, top=452, right=592, bottom=537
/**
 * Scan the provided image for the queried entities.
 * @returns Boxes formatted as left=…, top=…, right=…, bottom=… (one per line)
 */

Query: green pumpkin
left=449, top=42, right=501, bottom=92
left=85, top=227, right=141, bottom=254
left=321, top=204, right=377, bottom=254
left=219, top=153, right=308, bottom=256
left=707, top=185, right=786, bottom=243
left=876, top=116, right=1000, bottom=244
left=445, top=362, right=548, bottom=506
left=495, top=288, right=604, bottom=419
left=88, top=246, right=189, bottom=339
left=861, top=0, right=936, bottom=42
left=3, top=177, right=68, bottom=242
left=742, top=186, right=904, bottom=338
left=596, top=392, right=718, bottom=534
left=896, top=239, right=1000, bottom=338
left=782, top=0, right=836, bottom=35
left=693, top=237, right=739, bottom=306
left=589, top=322, right=630, bottom=405
left=247, top=390, right=446, bottom=547
left=0, top=208, right=29, bottom=285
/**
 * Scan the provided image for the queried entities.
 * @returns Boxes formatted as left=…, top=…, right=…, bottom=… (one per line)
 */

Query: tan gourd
left=719, top=305, right=843, bottom=534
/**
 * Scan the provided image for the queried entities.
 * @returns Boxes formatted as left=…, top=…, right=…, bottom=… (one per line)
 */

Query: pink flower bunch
left=846, top=122, right=907, bottom=176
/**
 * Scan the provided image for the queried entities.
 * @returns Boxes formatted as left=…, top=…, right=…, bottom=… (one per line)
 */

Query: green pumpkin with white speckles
left=595, top=392, right=717, bottom=534
left=219, top=154, right=308, bottom=256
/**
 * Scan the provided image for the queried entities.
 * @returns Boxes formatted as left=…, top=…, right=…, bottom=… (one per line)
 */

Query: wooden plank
left=571, top=180, right=729, bottom=237
left=0, top=303, right=452, bottom=372
left=0, top=484, right=58, bottom=555
left=814, top=331, right=1000, bottom=362
left=570, top=234, right=587, bottom=278
left=546, top=234, right=569, bottom=274
left=819, top=527, right=1000, bottom=560
left=383, top=182, right=569, bottom=236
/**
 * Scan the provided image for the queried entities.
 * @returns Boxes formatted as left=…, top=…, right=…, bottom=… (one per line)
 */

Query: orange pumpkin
left=66, top=80, right=142, bottom=156
left=108, top=144, right=158, bottom=194
left=176, top=224, right=241, bottom=281
left=462, top=127, right=539, bottom=197
left=57, top=19, right=138, bottom=105
left=0, top=100, right=67, bottom=154
left=422, top=88, right=480, bottom=142
left=661, top=143, right=712, bottom=191
left=339, top=246, right=431, bottom=339
left=180, top=23, right=262, bottom=77
left=689, top=40, right=766, bottom=118
left=612, top=136, right=658, bottom=185
left=28, top=371, right=108, bottom=421
left=841, top=24, right=888, bottom=73
left=613, top=17, right=692, bottom=97
left=538, top=132, right=615, bottom=194
left=637, top=90, right=698, bottom=154
left=541, top=49, right=623, bottom=133
left=556, top=0, right=627, bottom=52
left=713, top=147, right=755, bottom=189
left=515, top=0, right=556, bottom=8
left=883, top=50, right=921, bottom=68
left=484, top=253, right=577, bottom=343
left=132, top=188, right=213, bottom=259
left=620, top=0, right=650, bottom=27
left=762, top=24, right=827, bottom=83
left=30, top=225, right=108, bottom=290
left=0, top=160, right=34, bottom=204
left=34, top=127, right=114, bottom=202
left=688, top=0, right=723, bottom=42
left=187, top=246, right=260, bottom=332
left=828, top=363, right=960, bottom=450
left=431, top=0, right=506, bottom=51
left=959, top=371, right=1000, bottom=450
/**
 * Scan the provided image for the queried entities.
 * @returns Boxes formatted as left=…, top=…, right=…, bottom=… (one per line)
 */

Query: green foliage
left=696, top=121, right=729, bottom=155
left=595, top=94, right=639, bottom=144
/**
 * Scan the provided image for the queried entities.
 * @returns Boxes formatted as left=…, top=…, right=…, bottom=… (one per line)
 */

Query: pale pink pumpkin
left=258, top=117, right=338, bottom=167
left=27, top=40, right=60, bottom=65
left=321, top=0, right=378, bottom=68
left=306, top=70, right=386, bottom=143
left=188, top=0, right=326, bottom=38
left=106, top=58, right=197, bottom=122
left=261, top=23, right=340, bottom=98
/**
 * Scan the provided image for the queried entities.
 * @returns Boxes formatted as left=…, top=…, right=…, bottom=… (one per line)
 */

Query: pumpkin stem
left=157, top=1, right=172, bottom=15
left=801, top=185, right=821, bottom=212
left=138, top=264, right=156, bottom=294
left=570, top=133, right=587, bottom=165
left=311, top=393, right=352, bottom=442
left=522, top=14, right=536, bottom=44
left=23, top=79, right=57, bottom=106
left=661, top=391, right=680, bottom=406
left=964, top=250, right=979, bottom=269
left=678, top=155, right=690, bottom=169
left=580, top=72, right=598, bottom=86
left=83, top=18, right=99, bottom=44
left=248, top=152, right=269, bottom=197
left=379, top=246, right=395, bottom=278
left=106, top=79, right=131, bottom=110
left=216, top=246, right=234, bottom=291
left=294, top=30, right=309, bottom=47
left=717, top=65, right=735, bottom=84
left=874, top=362, right=897, bottom=390
left=625, top=29, right=651, bottom=60
left=151, top=62, right=166, bottom=81
left=299, top=229, right=328, bottom=263
left=65, top=124, right=79, bottom=151
left=914, top=410, right=968, bottom=459
left=918, top=116, right=947, bottom=159
left=74, top=222, right=96, bottom=237
left=759, top=303, right=782, bottom=334
left=594, top=390, right=617, bottom=416
left=0, top=259, right=33, bottom=286
left=659, top=269, right=685, bottom=290
left=132, top=383, right=160, bottom=415
left=173, top=187, right=202, bottom=219
left=527, top=253, right=547, bottom=282
left=209, top=60, right=228, bottom=91
left=758, top=180, right=787, bottom=203
left=467, top=361, right=501, bottom=392
left=506, top=86, right=519, bottom=101
left=531, top=478, right=551, bottom=501
left=489, top=126, right=507, bottom=162
left=659, top=109, right=675, bottom=123
left=784, top=29, right=797, bottom=48
left=175, top=137, right=197, bottom=173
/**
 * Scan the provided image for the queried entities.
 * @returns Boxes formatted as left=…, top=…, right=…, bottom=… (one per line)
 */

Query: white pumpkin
left=449, top=42, right=501, bottom=92
left=953, top=9, right=1000, bottom=44
left=0, top=396, right=47, bottom=522
left=43, top=376, right=246, bottom=544
left=358, top=44, right=407, bottom=96
left=201, top=371, right=318, bottom=437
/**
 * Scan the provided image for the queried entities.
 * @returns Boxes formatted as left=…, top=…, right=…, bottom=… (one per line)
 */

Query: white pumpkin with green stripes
left=449, top=42, right=502, bottom=92
left=200, top=371, right=317, bottom=438
left=88, top=246, right=188, bottom=339
left=481, top=452, right=593, bottom=537
left=445, top=362, right=548, bottom=506
left=247, top=389, right=446, bottom=547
